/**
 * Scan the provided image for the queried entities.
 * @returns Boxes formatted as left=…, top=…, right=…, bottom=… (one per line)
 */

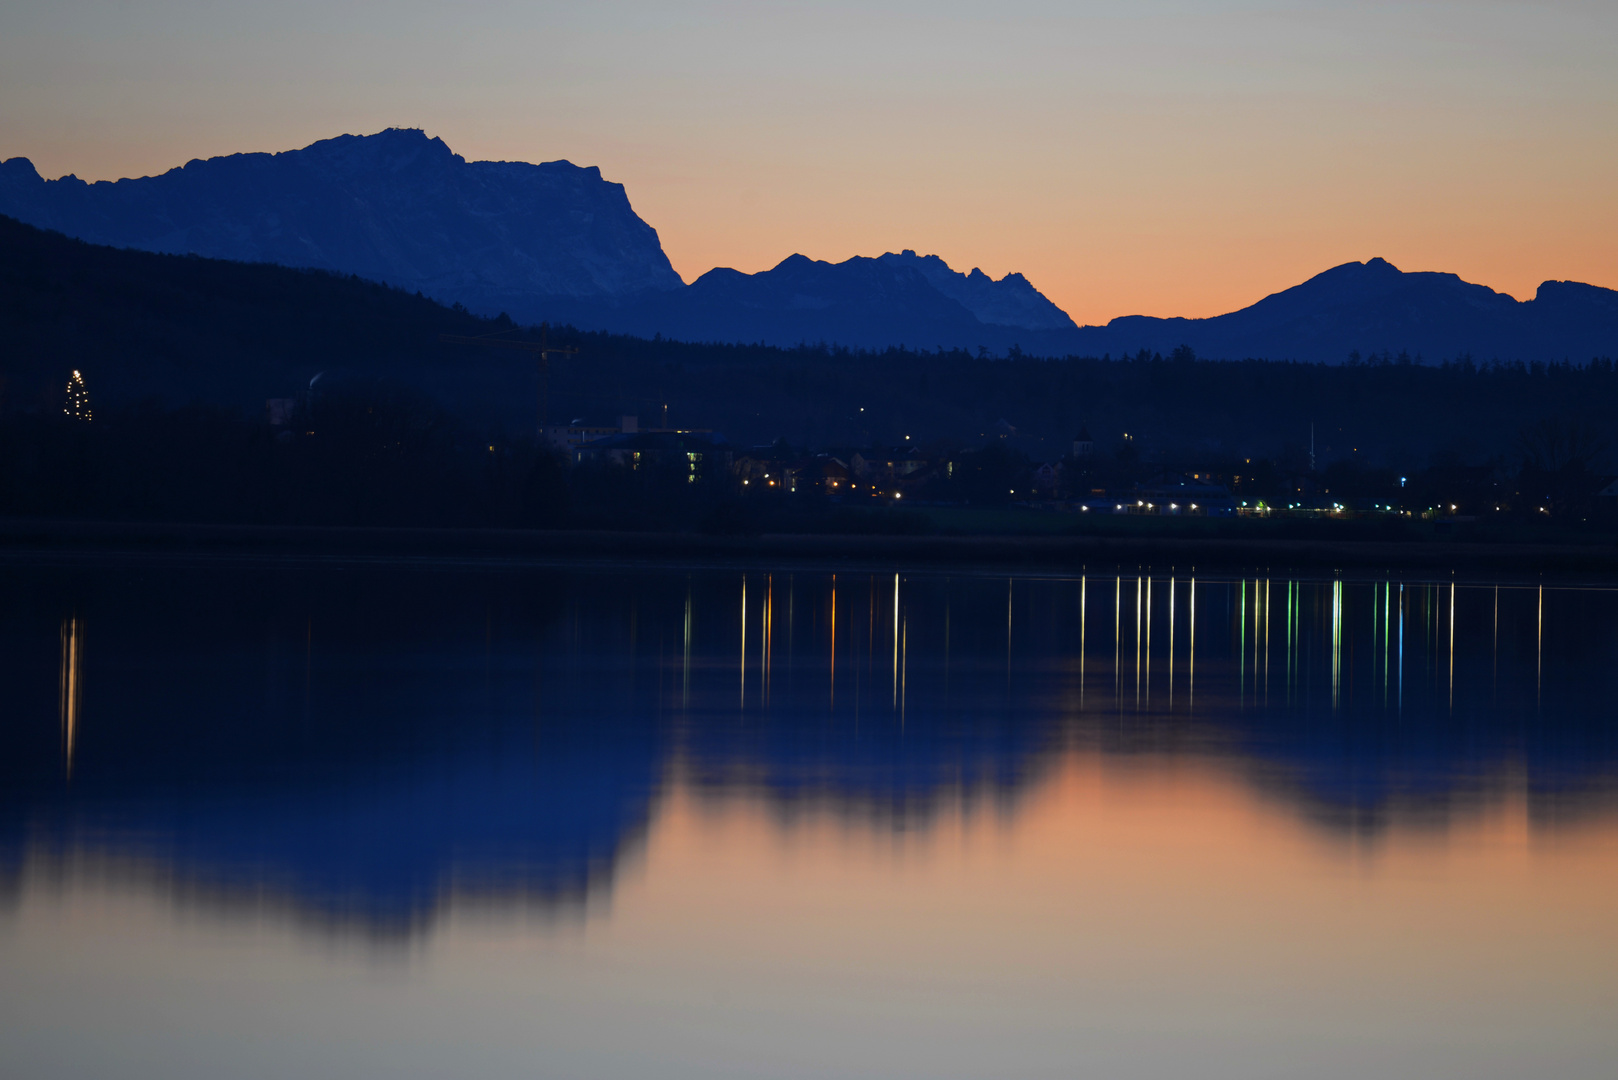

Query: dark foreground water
left=2, top=557, right=1616, bottom=1079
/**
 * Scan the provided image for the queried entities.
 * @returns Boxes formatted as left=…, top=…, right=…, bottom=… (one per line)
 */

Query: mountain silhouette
left=4, top=127, right=1615, bottom=360
left=550, top=255, right=1618, bottom=361
left=876, top=250, right=1076, bottom=331
left=561, top=251, right=1067, bottom=349
left=0, top=128, right=683, bottom=310
left=1074, top=258, right=1618, bottom=363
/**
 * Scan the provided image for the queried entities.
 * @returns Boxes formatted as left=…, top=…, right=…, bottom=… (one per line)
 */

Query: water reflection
left=1, top=562, right=1616, bottom=936
left=58, top=616, right=82, bottom=779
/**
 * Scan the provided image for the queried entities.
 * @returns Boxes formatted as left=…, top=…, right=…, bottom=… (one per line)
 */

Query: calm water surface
left=2, top=559, right=1616, bottom=1079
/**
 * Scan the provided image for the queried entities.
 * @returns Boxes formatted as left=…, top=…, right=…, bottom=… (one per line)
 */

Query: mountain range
left=548, top=249, right=1076, bottom=351
left=3, top=128, right=1616, bottom=363
left=0, top=127, right=682, bottom=310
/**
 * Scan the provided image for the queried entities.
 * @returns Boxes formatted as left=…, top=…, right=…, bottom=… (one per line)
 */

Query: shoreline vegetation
left=4, top=517, right=1613, bottom=583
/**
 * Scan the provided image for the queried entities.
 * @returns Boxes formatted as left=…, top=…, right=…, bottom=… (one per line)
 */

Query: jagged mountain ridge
left=876, top=250, right=1076, bottom=331
left=559, top=251, right=1070, bottom=349
left=0, top=126, right=1083, bottom=343
left=3, top=128, right=1614, bottom=360
left=552, top=255, right=1618, bottom=361
left=0, top=128, right=683, bottom=310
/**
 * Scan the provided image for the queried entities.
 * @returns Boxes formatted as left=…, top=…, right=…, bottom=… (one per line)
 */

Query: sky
left=2, top=0, right=1615, bottom=325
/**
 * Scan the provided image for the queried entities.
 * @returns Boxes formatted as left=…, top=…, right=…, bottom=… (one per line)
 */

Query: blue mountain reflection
left=2, top=560, right=1614, bottom=934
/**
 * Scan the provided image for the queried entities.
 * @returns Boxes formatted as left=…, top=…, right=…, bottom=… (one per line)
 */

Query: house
left=572, top=430, right=733, bottom=483
left=734, top=444, right=804, bottom=492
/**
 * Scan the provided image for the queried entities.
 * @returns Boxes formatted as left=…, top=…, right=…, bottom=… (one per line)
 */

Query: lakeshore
left=3, top=516, right=1614, bottom=583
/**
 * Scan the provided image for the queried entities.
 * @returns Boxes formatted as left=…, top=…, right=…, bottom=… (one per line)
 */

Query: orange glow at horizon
left=4, top=2, right=1616, bottom=326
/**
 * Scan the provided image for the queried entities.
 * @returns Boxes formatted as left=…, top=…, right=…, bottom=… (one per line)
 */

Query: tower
left=1073, top=424, right=1094, bottom=458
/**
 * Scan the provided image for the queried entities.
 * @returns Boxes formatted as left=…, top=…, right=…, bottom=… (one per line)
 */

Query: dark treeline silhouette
left=2, top=215, right=1616, bottom=534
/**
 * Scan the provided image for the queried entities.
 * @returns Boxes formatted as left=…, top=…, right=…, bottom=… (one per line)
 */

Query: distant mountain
left=5, top=125, right=1613, bottom=361
left=0, top=128, right=683, bottom=312
left=7, top=216, right=1617, bottom=464
left=552, top=250, right=1076, bottom=350
left=554, top=253, right=1618, bottom=362
left=1072, top=258, right=1618, bottom=363
left=876, top=250, right=1076, bottom=332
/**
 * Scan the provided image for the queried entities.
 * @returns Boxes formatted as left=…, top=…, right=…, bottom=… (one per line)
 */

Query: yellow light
left=895, top=492, right=902, bottom=499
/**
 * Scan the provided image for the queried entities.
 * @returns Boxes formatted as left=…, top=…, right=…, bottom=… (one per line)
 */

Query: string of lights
left=64, top=370, right=92, bottom=422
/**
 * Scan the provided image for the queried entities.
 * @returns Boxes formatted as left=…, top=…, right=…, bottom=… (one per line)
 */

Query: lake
left=2, top=557, right=1616, bottom=1078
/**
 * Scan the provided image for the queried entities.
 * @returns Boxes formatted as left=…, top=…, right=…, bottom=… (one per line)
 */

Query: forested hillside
left=4, top=214, right=1617, bottom=472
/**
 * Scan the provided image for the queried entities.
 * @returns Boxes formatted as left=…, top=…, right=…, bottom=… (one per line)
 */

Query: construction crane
left=439, top=326, right=579, bottom=433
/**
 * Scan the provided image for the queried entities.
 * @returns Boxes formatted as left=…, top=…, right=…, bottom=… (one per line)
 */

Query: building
left=572, top=430, right=733, bottom=483
left=1072, top=425, right=1094, bottom=458
left=544, top=415, right=639, bottom=454
left=814, top=456, right=853, bottom=495
left=734, top=446, right=797, bottom=492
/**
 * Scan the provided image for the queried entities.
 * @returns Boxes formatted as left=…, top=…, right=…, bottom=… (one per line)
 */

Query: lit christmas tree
left=64, top=370, right=92, bottom=422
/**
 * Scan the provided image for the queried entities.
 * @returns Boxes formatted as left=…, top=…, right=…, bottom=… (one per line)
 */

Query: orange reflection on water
left=6, top=749, right=1618, bottom=1080
left=59, top=617, right=82, bottom=780
left=605, top=751, right=1618, bottom=1076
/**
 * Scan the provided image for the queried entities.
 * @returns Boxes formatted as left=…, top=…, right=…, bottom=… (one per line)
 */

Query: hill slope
left=4, top=215, right=1615, bottom=469
left=0, top=212, right=527, bottom=423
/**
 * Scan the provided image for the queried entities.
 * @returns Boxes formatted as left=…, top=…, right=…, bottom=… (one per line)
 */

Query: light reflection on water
left=2, top=559, right=1617, bottom=1079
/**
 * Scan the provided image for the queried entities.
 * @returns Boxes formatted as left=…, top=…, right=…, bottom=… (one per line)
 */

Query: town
left=533, top=411, right=1616, bottom=529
